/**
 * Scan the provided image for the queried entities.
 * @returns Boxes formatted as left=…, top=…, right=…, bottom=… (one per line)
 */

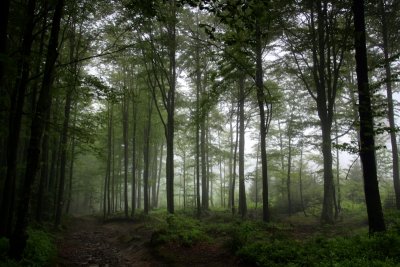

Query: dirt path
left=56, top=216, right=165, bottom=266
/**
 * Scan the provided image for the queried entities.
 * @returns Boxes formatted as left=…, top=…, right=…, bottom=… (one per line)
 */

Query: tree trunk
left=201, top=101, right=208, bottom=210
left=320, top=122, right=335, bottom=223
left=353, top=0, right=386, bottom=233
left=255, top=20, right=270, bottom=222
left=238, top=75, right=247, bottom=217
left=36, top=113, right=50, bottom=222
left=379, top=0, right=400, bottom=209
left=165, top=0, right=176, bottom=214
left=131, top=96, right=137, bottom=216
left=151, top=144, right=158, bottom=209
left=9, top=0, right=65, bottom=258
left=156, top=142, right=164, bottom=208
left=0, top=0, right=10, bottom=84
left=0, top=0, right=37, bottom=238
left=143, top=97, right=152, bottom=215
left=123, top=93, right=129, bottom=217
left=299, top=140, right=307, bottom=216
left=231, top=104, right=239, bottom=215
left=287, top=136, right=292, bottom=216
left=65, top=105, right=77, bottom=215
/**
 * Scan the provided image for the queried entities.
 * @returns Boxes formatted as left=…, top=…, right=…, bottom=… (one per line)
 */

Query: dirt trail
left=56, top=216, right=165, bottom=267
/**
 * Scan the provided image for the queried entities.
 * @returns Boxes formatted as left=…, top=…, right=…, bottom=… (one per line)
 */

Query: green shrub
left=151, top=215, right=210, bottom=247
left=233, top=225, right=400, bottom=267
left=0, top=229, right=56, bottom=267
left=21, top=228, right=56, bottom=266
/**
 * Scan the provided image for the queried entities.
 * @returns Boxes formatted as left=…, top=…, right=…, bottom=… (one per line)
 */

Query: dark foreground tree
left=352, top=0, right=385, bottom=233
left=9, top=0, right=65, bottom=258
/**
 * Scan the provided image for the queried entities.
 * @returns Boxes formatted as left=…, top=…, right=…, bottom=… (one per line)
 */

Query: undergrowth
left=0, top=228, right=56, bottom=267
left=151, top=214, right=210, bottom=247
left=231, top=211, right=400, bottom=267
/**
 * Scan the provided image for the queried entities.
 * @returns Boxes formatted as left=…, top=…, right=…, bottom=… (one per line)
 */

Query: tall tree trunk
left=156, top=142, right=164, bottom=208
left=131, top=96, right=137, bottom=217
left=379, top=0, right=400, bottom=209
left=9, top=0, right=65, bottom=258
left=320, top=122, right=335, bottom=223
left=238, top=76, right=247, bottom=217
left=151, top=144, right=158, bottom=209
left=228, top=104, right=234, bottom=209
left=165, top=0, right=176, bottom=214
left=353, top=0, right=386, bottom=233
left=143, top=97, right=152, bottom=215
left=201, top=101, right=208, bottom=210
left=0, top=0, right=37, bottom=238
left=183, top=150, right=187, bottom=209
left=55, top=19, right=78, bottom=225
left=36, top=113, right=50, bottom=222
left=195, top=11, right=202, bottom=216
left=334, top=105, right=341, bottom=218
left=123, top=93, right=129, bottom=217
left=287, top=136, right=292, bottom=216
left=231, top=104, right=239, bottom=215
left=299, top=140, right=307, bottom=216
left=255, top=20, right=270, bottom=222
left=66, top=105, right=77, bottom=215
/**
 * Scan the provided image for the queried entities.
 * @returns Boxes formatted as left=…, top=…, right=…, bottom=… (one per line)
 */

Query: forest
left=1, top=0, right=400, bottom=266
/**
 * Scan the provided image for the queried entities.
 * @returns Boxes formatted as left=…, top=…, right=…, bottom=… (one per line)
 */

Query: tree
left=284, top=0, right=352, bottom=223
left=10, top=0, right=65, bottom=258
left=352, top=0, right=386, bottom=233
left=0, top=0, right=37, bottom=238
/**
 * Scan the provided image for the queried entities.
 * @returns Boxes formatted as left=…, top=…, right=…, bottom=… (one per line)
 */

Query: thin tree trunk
left=131, top=96, right=137, bottom=217
left=231, top=103, right=239, bottom=215
left=255, top=20, right=270, bottom=222
left=379, top=0, right=400, bottom=209
left=143, top=97, right=152, bottom=215
left=299, top=140, right=307, bottom=216
left=36, top=112, right=50, bottom=222
left=151, top=144, right=158, bottom=209
left=123, top=93, right=129, bottom=217
left=66, top=104, right=77, bottom=215
left=156, top=142, right=164, bottom=208
left=287, top=136, right=292, bottom=216
left=238, top=76, right=247, bottom=217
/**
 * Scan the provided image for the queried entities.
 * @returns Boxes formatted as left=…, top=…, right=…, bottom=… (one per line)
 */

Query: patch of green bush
left=232, top=222, right=400, bottom=266
left=151, top=215, right=210, bottom=247
left=0, top=228, right=56, bottom=267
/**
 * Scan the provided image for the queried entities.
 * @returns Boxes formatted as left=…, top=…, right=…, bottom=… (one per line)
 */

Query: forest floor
left=55, top=214, right=248, bottom=267
left=54, top=209, right=400, bottom=267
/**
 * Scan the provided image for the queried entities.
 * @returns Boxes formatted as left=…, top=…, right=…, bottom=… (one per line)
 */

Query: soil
left=56, top=216, right=249, bottom=267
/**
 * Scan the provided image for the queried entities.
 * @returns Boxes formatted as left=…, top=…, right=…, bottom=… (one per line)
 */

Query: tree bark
left=255, top=20, right=270, bottom=222
left=143, top=97, right=152, bottom=215
left=379, top=0, right=400, bottom=209
left=238, top=75, right=247, bottom=217
left=131, top=96, right=137, bottom=216
left=0, top=0, right=10, bottom=86
left=123, top=93, right=129, bottom=217
left=0, top=0, right=37, bottom=238
left=353, top=0, right=386, bottom=233
left=9, top=0, right=65, bottom=258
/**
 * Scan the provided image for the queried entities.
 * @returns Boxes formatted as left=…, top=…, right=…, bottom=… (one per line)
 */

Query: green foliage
left=22, top=228, right=57, bottom=266
left=151, top=215, right=210, bottom=247
left=0, top=228, right=56, bottom=267
left=232, top=223, right=400, bottom=267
